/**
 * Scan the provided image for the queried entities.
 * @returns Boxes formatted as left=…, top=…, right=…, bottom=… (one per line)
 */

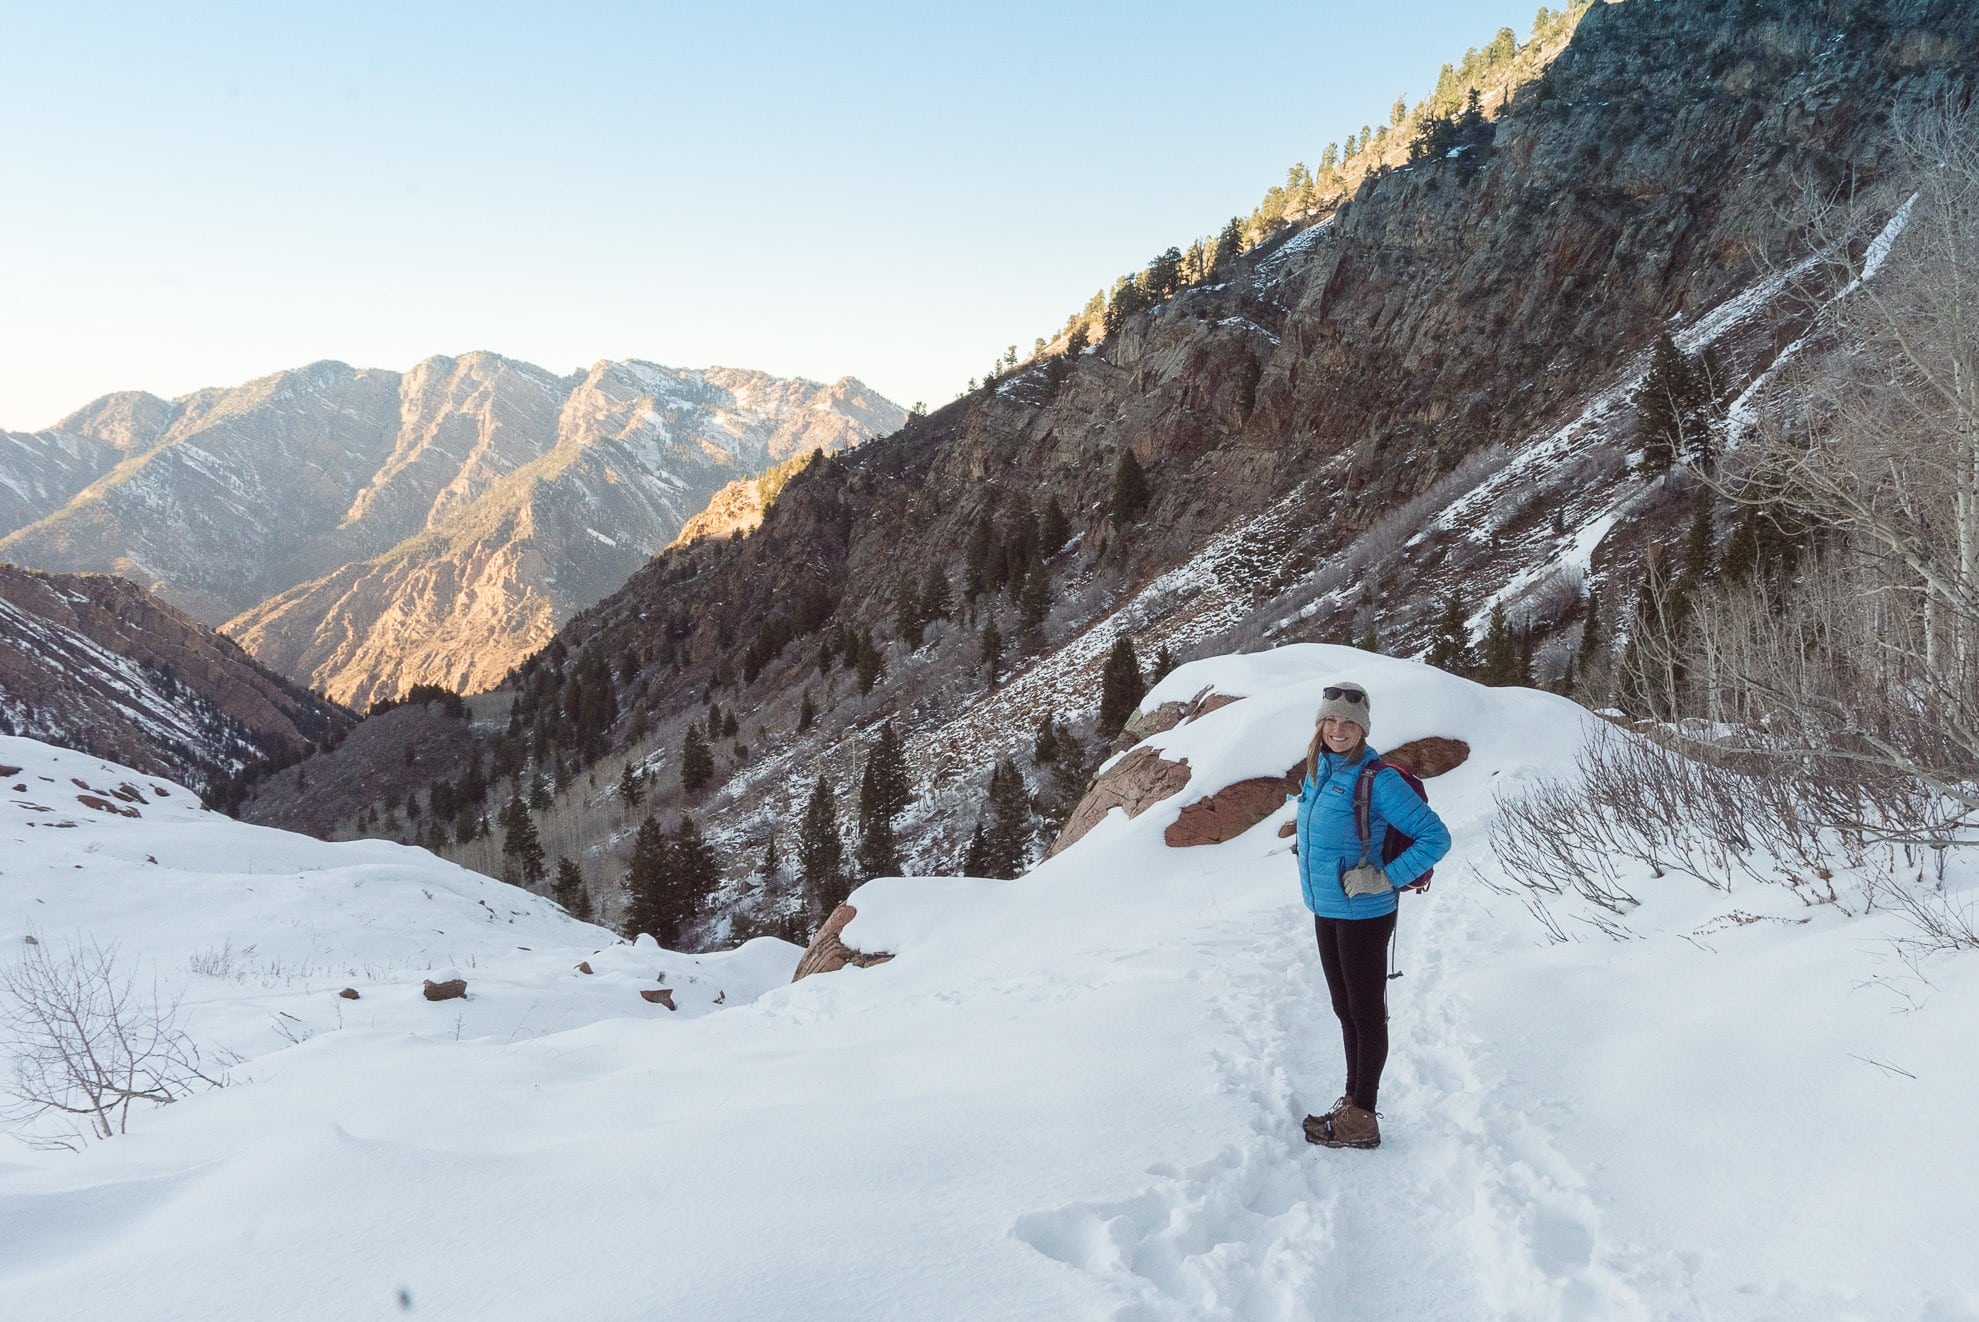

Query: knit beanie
left=1316, top=684, right=1372, bottom=739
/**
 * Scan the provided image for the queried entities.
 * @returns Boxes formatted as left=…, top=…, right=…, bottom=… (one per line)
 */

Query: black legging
left=1315, top=912, right=1396, bottom=1111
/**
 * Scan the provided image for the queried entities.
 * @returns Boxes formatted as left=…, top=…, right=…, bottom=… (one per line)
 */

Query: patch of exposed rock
left=790, top=903, right=894, bottom=982
left=1046, top=746, right=1195, bottom=859
left=1118, top=686, right=1244, bottom=750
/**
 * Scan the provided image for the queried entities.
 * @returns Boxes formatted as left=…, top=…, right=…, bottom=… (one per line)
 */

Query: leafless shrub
left=1889, top=885, right=1979, bottom=957
left=2, top=936, right=226, bottom=1150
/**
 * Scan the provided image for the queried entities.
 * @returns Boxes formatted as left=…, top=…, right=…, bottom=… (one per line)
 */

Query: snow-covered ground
left=2, top=648, right=1975, bottom=1320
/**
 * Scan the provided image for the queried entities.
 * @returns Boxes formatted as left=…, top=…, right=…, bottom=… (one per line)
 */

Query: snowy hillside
left=2, top=650, right=1975, bottom=1320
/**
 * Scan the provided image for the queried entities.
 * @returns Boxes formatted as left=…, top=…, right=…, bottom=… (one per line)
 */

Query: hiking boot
left=1300, top=1096, right=1352, bottom=1144
left=1306, top=1103, right=1381, bottom=1149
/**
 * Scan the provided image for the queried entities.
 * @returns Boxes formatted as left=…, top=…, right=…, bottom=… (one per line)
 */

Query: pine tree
left=500, top=797, right=547, bottom=888
left=1213, top=216, right=1246, bottom=274
left=1096, top=636, right=1146, bottom=738
left=961, top=822, right=989, bottom=876
left=617, top=762, right=645, bottom=811
left=982, top=758, right=1033, bottom=879
left=1032, top=714, right=1061, bottom=765
left=1634, top=333, right=1690, bottom=478
left=1110, top=450, right=1151, bottom=530
left=1018, top=557, right=1052, bottom=637
left=964, top=514, right=995, bottom=601
left=1041, top=729, right=1091, bottom=838
left=681, top=723, right=714, bottom=792
left=666, top=815, right=720, bottom=946
left=858, top=721, right=913, bottom=827
left=1576, top=586, right=1604, bottom=676
left=799, top=774, right=847, bottom=916
left=980, top=618, right=1003, bottom=690
left=918, top=563, right=952, bottom=624
left=1038, top=496, right=1071, bottom=558
left=895, top=569, right=925, bottom=650
left=553, top=856, right=589, bottom=920
left=798, top=689, right=817, bottom=733
left=855, top=805, right=901, bottom=881
left=1680, top=486, right=1716, bottom=588
left=1425, top=590, right=1478, bottom=676
left=854, top=631, right=884, bottom=695
left=1477, top=602, right=1520, bottom=686
left=1149, top=646, right=1177, bottom=686
left=620, top=815, right=672, bottom=941
left=1357, top=618, right=1381, bottom=654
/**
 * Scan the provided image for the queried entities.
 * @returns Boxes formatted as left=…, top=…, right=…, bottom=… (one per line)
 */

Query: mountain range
left=0, top=355, right=902, bottom=708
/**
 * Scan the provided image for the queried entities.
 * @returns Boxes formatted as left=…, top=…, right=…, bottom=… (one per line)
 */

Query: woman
left=1293, top=682, right=1450, bottom=1149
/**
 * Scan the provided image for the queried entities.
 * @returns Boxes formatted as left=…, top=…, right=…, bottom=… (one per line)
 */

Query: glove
left=1340, top=863, right=1391, bottom=898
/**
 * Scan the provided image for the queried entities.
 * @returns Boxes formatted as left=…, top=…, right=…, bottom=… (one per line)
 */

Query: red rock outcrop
left=1045, top=746, right=1195, bottom=859
left=1166, top=765, right=1304, bottom=848
left=790, top=903, right=895, bottom=982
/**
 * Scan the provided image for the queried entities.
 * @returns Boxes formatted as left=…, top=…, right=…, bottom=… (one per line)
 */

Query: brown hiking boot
left=1306, top=1103, right=1381, bottom=1149
left=1301, top=1096, right=1351, bottom=1144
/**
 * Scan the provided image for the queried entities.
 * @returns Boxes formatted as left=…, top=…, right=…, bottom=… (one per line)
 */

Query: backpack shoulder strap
left=1352, top=758, right=1387, bottom=866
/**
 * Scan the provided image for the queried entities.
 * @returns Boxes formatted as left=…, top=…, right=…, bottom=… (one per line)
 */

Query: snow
left=4, top=649, right=1979, bottom=1320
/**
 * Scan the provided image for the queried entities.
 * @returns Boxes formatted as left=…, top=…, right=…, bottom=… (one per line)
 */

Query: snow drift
left=1, top=648, right=1975, bottom=1320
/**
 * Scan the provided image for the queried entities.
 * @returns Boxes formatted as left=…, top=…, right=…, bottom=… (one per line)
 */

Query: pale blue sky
left=0, top=1, right=1541, bottom=430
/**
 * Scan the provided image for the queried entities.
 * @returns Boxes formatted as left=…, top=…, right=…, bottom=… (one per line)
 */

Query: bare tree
left=2, top=936, right=225, bottom=1150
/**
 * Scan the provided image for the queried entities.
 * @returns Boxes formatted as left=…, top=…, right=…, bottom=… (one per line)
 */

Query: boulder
left=574, top=960, right=594, bottom=975
left=639, top=988, right=677, bottom=1010
left=1118, top=686, right=1245, bottom=749
left=1045, top=745, right=1194, bottom=859
left=1384, top=736, right=1471, bottom=778
left=790, top=903, right=895, bottom=983
left=338, top=987, right=359, bottom=1000
left=1167, top=765, right=1304, bottom=847
left=421, top=978, right=467, bottom=1002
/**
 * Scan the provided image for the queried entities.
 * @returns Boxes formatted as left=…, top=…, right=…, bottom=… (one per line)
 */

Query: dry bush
left=2, top=936, right=225, bottom=1150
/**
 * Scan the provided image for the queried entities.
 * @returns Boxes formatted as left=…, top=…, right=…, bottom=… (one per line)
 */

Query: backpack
left=1352, top=759, right=1432, bottom=893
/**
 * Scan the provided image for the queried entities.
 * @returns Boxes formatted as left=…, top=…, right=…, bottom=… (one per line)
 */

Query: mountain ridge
left=0, top=353, right=904, bottom=707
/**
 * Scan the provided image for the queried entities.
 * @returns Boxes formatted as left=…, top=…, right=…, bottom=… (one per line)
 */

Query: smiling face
left=1319, top=715, right=1365, bottom=754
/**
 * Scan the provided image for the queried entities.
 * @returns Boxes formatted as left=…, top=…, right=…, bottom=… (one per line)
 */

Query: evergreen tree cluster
left=424, top=748, right=495, bottom=846
left=1633, top=332, right=1728, bottom=477
left=1425, top=591, right=1531, bottom=688
left=894, top=563, right=953, bottom=651
left=964, top=495, right=1072, bottom=605
left=963, top=757, right=1035, bottom=880
left=816, top=621, right=886, bottom=695
left=741, top=577, right=835, bottom=685
left=620, top=812, right=720, bottom=948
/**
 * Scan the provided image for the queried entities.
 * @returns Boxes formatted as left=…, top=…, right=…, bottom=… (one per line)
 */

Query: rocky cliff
left=0, top=564, right=351, bottom=799
left=0, top=355, right=903, bottom=707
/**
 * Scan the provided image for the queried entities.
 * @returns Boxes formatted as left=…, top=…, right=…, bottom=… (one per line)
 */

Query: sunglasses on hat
left=1323, top=686, right=1367, bottom=703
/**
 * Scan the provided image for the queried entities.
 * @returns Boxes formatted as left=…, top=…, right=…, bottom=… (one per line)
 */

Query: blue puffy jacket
left=1293, top=744, right=1451, bottom=919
